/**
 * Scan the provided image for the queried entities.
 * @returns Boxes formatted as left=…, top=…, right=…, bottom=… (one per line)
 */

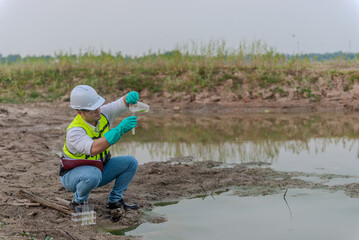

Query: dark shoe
left=70, top=201, right=84, bottom=213
left=106, top=199, right=139, bottom=210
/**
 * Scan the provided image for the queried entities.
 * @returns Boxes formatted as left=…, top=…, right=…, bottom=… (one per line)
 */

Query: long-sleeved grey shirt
left=65, top=97, right=129, bottom=156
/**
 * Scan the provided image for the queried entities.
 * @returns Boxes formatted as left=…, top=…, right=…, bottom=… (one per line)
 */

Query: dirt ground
left=1, top=98, right=359, bottom=240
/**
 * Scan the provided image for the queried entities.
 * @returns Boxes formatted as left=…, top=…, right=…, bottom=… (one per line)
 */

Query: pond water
left=113, top=112, right=359, bottom=176
left=110, top=112, right=359, bottom=239
left=127, top=189, right=359, bottom=240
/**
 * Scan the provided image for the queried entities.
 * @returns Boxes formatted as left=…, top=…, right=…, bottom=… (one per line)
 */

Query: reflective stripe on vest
left=62, top=113, right=110, bottom=161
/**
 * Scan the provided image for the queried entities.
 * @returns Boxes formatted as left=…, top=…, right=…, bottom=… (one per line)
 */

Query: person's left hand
left=126, top=91, right=139, bottom=104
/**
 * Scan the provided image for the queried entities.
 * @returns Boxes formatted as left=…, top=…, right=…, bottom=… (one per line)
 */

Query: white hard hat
left=70, top=85, right=105, bottom=110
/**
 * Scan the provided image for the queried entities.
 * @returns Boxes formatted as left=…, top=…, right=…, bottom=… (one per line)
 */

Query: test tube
left=132, top=112, right=135, bottom=135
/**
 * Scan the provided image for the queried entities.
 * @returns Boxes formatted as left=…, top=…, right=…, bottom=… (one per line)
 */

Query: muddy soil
left=1, top=101, right=359, bottom=240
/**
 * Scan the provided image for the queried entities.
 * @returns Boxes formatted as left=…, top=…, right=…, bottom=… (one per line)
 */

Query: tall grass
left=1, top=40, right=359, bottom=103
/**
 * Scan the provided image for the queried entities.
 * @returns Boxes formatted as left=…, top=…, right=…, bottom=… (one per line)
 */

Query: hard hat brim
left=84, top=96, right=105, bottom=110
left=72, top=96, right=105, bottom=111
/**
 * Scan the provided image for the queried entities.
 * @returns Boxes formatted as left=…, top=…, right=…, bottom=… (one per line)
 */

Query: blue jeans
left=60, top=155, right=138, bottom=203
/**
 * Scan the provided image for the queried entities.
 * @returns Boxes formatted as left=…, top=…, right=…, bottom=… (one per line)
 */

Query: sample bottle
left=129, top=102, right=150, bottom=135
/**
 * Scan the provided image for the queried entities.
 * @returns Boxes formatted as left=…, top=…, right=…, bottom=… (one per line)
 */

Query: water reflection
left=113, top=140, right=307, bottom=163
left=112, top=113, right=359, bottom=175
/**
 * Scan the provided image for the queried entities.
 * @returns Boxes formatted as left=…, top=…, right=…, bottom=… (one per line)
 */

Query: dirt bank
left=0, top=102, right=359, bottom=240
left=131, top=74, right=359, bottom=113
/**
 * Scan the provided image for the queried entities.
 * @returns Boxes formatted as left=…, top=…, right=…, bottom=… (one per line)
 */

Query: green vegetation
left=22, top=232, right=38, bottom=240
left=189, top=194, right=208, bottom=199
left=105, top=225, right=140, bottom=235
left=20, top=232, right=53, bottom=240
left=214, top=189, right=230, bottom=195
left=1, top=40, right=359, bottom=103
left=153, top=201, right=179, bottom=207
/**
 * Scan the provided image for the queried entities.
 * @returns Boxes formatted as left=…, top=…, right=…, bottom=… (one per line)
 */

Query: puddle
left=324, top=177, right=359, bottom=186
left=126, top=189, right=359, bottom=240
left=291, top=176, right=324, bottom=183
left=290, top=172, right=359, bottom=185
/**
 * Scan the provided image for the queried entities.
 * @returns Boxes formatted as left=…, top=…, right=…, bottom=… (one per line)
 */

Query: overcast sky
left=0, top=0, right=358, bottom=57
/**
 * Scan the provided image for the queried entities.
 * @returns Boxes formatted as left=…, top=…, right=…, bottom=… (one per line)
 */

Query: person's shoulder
left=67, top=127, right=87, bottom=135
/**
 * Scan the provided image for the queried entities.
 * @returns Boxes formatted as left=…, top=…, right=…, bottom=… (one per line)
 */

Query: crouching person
left=60, top=85, right=139, bottom=212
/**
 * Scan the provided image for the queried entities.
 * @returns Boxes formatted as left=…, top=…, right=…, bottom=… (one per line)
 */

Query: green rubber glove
left=104, top=116, right=138, bottom=145
left=126, top=91, right=139, bottom=104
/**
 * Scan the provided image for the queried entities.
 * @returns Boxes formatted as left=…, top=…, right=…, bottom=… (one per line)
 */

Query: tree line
left=1, top=51, right=358, bottom=64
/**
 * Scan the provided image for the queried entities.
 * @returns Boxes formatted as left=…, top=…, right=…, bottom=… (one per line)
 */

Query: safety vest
left=62, top=114, right=110, bottom=162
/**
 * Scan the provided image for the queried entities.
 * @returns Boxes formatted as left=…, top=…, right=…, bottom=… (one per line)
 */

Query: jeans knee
left=126, top=156, right=138, bottom=172
left=82, top=169, right=102, bottom=188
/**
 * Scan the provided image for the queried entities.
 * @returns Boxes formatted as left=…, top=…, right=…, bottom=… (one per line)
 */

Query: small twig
left=283, top=188, right=288, bottom=200
left=283, top=188, right=292, bottom=220
left=210, top=189, right=216, bottom=200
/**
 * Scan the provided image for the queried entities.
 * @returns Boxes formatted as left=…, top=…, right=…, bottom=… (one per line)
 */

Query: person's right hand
left=126, top=91, right=139, bottom=104
left=104, top=116, right=137, bottom=145
left=116, top=116, right=137, bottom=135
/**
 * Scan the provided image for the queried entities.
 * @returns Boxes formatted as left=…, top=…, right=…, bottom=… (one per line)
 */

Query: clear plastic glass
left=129, top=102, right=150, bottom=135
left=71, top=201, right=96, bottom=226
